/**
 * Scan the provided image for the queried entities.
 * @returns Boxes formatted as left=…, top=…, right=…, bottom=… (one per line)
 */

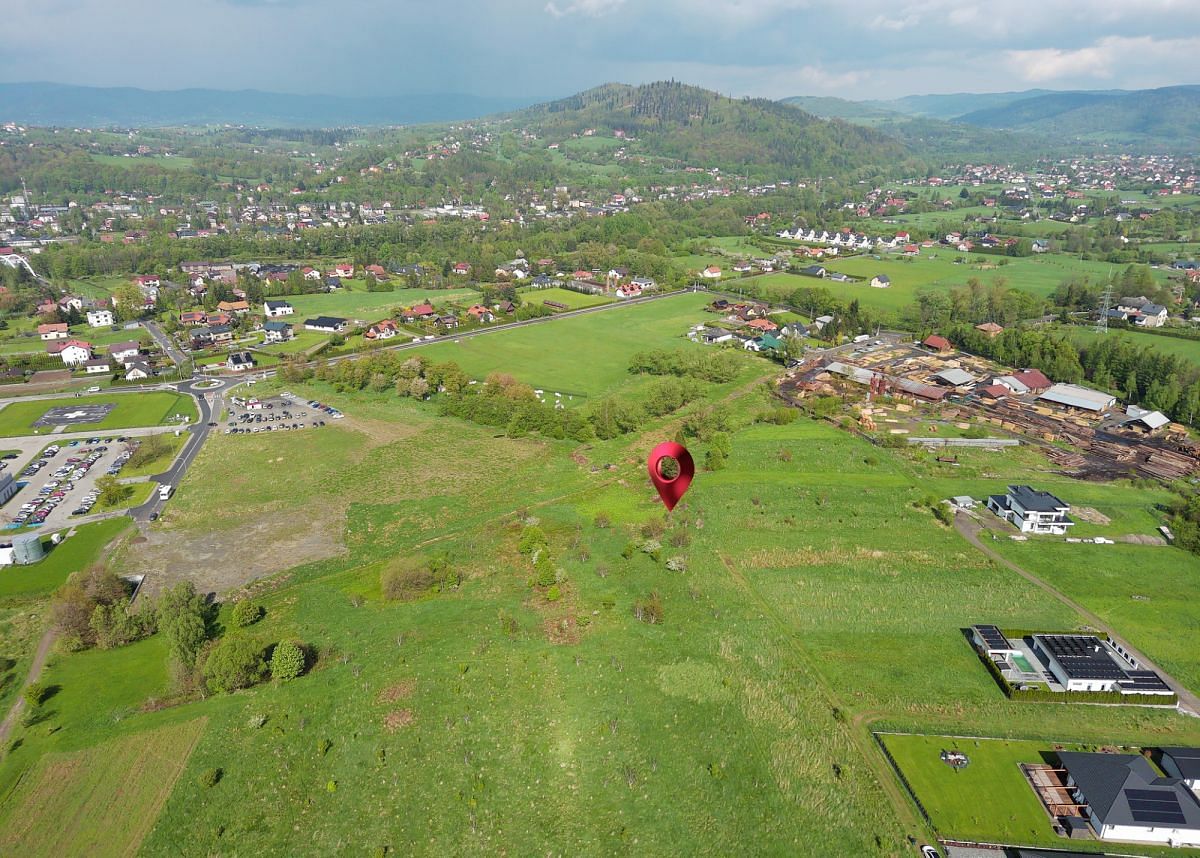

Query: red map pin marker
left=647, top=441, right=694, bottom=512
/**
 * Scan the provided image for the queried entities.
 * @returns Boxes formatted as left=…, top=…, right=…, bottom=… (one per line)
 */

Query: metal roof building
left=1039, top=383, right=1116, bottom=413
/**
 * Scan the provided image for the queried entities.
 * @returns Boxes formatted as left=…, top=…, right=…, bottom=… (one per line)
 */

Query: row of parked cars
left=11, top=439, right=140, bottom=525
left=305, top=399, right=344, bottom=419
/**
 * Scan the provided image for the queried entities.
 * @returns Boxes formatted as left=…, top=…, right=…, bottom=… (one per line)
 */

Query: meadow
left=410, top=292, right=730, bottom=397
left=5, top=298, right=1200, bottom=855
left=1071, top=326, right=1200, bottom=368
left=753, top=253, right=1143, bottom=317
left=517, top=286, right=614, bottom=309
left=284, top=287, right=481, bottom=321
left=0, top=391, right=197, bottom=437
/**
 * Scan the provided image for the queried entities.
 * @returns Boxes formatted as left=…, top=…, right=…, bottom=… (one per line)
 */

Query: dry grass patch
left=383, top=709, right=415, bottom=732
left=377, top=679, right=416, bottom=704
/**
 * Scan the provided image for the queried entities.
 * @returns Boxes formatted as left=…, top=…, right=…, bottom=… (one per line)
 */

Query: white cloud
left=545, top=0, right=625, bottom=17
left=1005, top=35, right=1200, bottom=84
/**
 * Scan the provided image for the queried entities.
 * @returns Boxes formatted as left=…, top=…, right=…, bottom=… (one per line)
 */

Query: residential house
left=870, top=275, right=891, bottom=289
left=701, top=266, right=723, bottom=279
left=1055, top=751, right=1200, bottom=846
left=48, top=339, right=92, bottom=365
left=746, top=318, right=779, bottom=332
left=262, top=320, right=293, bottom=343
left=975, top=321, right=1004, bottom=338
left=800, top=265, right=827, bottom=278
left=631, top=276, right=655, bottom=290
left=108, top=341, right=142, bottom=364
left=437, top=315, right=460, bottom=330
left=365, top=264, right=388, bottom=280
left=180, top=311, right=208, bottom=326
left=452, top=262, right=472, bottom=275
left=986, top=485, right=1074, bottom=534
left=125, top=360, right=151, bottom=381
left=86, top=309, right=115, bottom=328
left=333, top=264, right=354, bottom=278
left=301, top=267, right=323, bottom=281
left=226, top=352, right=256, bottom=372
left=264, top=300, right=294, bottom=318
left=304, top=316, right=348, bottom=333
left=134, top=274, right=161, bottom=289
left=217, top=300, right=250, bottom=314
left=615, top=283, right=642, bottom=299
left=403, top=303, right=436, bottom=322
left=82, top=358, right=111, bottom=375
left=364, top=320, right=400, bottom=340
left=37, top=323, right=69, bottom=341
left=207, top=312, right=232, bottom=327
left=466, top=305, right=495, bottom=323
left=692, top=326, right=734, bottom=345
left=1160, top=748, right=1200, bottom=792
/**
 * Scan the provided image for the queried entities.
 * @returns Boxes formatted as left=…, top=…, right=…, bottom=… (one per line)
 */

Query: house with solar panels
left=1056, top=751, right=1200, bottom=846
left=987, top=485, right=1074, bottom=535
left=1031, top=634, right=1172, bottom=696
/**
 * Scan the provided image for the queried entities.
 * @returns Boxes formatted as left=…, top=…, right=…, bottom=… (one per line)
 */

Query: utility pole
left=1095, top=279, right=1113, bottom=335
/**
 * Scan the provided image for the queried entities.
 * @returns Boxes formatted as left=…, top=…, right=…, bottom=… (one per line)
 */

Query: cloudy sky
left=4, top=0, right=1199, bottom=100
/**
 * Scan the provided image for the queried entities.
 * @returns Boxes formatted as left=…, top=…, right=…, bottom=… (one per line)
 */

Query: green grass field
left=411, top=292, right=735, bottom=397
left=0, top=392, right=197, bottom=438
left=881, top=733, right=1084, bottom=849
left=5, top=297, right=1200, bottom=855
left=0, top=517, right=131, bottom=600
left=1071, top=327, right=1200, bottom=368
left=0, top=718, right=207, bottom=858
left=285, top=287, right=481, bottom=321
left=754, top=254, right=1145, bottom=317
left=518, top=286, right=614, bottom=309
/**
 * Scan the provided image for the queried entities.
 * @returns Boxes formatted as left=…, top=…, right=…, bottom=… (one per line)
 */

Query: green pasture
left=284, top=287, right=481, bottom=321
left=518, top=286, right=614, bottom=310
left=1071, top=326, right=1200, bottom=368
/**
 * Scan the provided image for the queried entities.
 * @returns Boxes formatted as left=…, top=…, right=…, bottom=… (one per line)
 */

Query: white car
left=87, top=386, right=101, bottom=393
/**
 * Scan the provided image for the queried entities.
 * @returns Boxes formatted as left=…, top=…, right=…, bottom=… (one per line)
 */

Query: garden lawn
left=881, top=733, right=1086, bottom=849
left=0, top=392, right=197, bottom=437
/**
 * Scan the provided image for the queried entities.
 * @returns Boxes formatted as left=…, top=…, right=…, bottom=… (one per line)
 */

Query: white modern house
left=87, top=309, right=114, bottom=328
left=264, top=300, right=294, bottom=318
left=986, top=485, right=1074, bottom=534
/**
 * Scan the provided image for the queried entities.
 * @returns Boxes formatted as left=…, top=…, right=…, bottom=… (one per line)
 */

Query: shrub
left=199, top=767, right=223, bottom=788
left=518, top=525, right=548, bottom=554
left=533, top=553, right=557, bottom=587
left=705, top=449, right=726, bottom=471
left=665, top=556, right=688, bottom=573
left=23, top=681, right=50, bottom=707
left=381, top=562, right=435, bottom=601
left=202, top=636, right=267, bottom=694
left=633, top=592, right=663, bottom=625
left=593, top=513, right=611, bottom=529
left=231, top=600, right=264, bottom=628
left=545, top=585, right=561, bottom=602
left=621, top=541, right=637, bottom=559
left=271, top=641, right=306, bottom=682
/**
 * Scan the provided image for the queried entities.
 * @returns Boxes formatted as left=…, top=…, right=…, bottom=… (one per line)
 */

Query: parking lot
left=8, top=437, right=140, bottom=529
left=223, top=393, right=341, bottom=436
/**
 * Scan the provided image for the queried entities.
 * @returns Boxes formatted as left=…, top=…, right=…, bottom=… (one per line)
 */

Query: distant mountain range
left=782, top=85, right=1200, bottom=148
left=0, top=82, right=543, bottom=127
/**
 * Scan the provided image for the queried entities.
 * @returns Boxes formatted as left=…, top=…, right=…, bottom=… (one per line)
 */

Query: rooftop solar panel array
left=973, top=624, right=1012, bottom=650
left=1126, top=789, right=1187, bottom=825
left=1036, top=635, right=1127, bottom=680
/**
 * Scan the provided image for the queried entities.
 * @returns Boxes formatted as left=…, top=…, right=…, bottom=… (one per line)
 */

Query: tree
left=96, top=474, right=133, bottom=508
left=202, top=636, right=267, bottom=694
left=270, top=641, right=306, bottom=682
left=157, top=581, right=210, bottom=669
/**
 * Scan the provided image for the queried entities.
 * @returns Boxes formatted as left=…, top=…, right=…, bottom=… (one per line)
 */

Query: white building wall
left=1103, top=823, right=1200, bottom=847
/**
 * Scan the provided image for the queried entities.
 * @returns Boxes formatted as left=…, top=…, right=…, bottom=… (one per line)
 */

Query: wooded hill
left=512, top=81, right=915, bottom=178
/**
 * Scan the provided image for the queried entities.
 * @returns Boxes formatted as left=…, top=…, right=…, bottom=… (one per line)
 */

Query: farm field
left=0, top=718, right=207, bottom=858
left=0, top=391, right=197, bottom=437
left=517, top=286, right=614, bottom=309
left=284, top=287, right=481, bottom=321
left=255, top=329, right=330, bottom=355
left=1071, top=326, right=1200, bottom=368
left=410, top=292, right=735, bottom=397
